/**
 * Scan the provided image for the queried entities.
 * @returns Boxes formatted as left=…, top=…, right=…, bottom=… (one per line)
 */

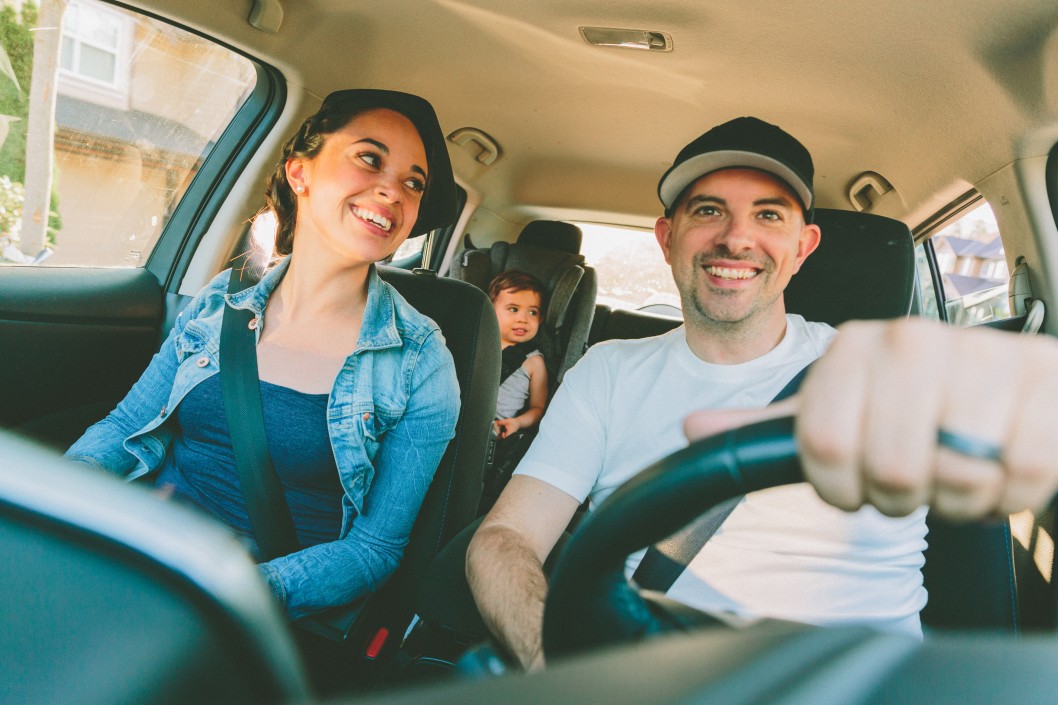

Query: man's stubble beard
left=678, top=255, right=782, bottom=336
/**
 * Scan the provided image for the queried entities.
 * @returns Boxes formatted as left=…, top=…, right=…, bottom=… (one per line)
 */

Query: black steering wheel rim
left=542, top=415, right=804, bottom=660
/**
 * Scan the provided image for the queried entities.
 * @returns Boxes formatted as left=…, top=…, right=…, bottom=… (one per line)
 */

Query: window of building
left=61, top=1, right=124, bottom=84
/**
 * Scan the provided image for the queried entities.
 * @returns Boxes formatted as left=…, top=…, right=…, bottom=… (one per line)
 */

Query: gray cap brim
left=659, top=150, right=813, bottom=211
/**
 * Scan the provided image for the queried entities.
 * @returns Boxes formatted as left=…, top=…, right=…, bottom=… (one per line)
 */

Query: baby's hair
left=487, top=270, right=545, bottom=305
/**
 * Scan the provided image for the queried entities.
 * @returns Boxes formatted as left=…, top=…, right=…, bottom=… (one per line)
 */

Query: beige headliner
left=138, top=0, right=1058, bottom=230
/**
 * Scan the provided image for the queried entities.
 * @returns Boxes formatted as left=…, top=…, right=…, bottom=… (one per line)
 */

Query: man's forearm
left=466, top=523, right=549, bottom=669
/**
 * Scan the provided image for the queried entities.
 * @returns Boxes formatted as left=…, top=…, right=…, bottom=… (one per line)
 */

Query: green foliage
left=0, top=2, right=60, bottom=251
left=0, top=173, right=24, bottom=261
left=0, top=2, right=36, bottom=183
left=0, top=173, right=23, bottom=230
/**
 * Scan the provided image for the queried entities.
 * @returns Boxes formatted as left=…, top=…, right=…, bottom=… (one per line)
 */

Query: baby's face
left=494, top=288, right=542, bottom=348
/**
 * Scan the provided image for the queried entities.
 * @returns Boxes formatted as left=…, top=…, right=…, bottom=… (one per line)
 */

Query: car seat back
left=784, top=208, right=914, bottom=326
left=921, top=510, right=1055, bottom=631
left=450, top=220, right=597, bottom=389
left=337, top=268, right=500, bottom=658
left=0, top=431, right=310, bottom=705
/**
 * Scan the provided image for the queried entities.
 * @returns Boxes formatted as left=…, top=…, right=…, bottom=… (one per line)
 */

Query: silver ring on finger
left=937, top=427, right=1003, bottom=464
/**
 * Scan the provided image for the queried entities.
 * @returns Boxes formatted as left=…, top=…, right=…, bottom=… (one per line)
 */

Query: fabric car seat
left=785, top=209, right=1050, bottom=632
left=448, top=220, right=598, bottom=513
left=449, top=220, right=598, bottom=390
left=319, top=267, right=500, bottom=676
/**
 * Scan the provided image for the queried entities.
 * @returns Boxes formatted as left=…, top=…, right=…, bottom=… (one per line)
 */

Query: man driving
left=466, top=117, right=928, bottom=669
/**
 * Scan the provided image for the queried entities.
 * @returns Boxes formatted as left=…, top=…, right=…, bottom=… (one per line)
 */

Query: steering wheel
left=542, top=415, right=803, bottom=660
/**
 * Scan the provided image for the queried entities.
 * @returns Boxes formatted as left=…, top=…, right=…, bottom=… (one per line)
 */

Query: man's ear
left=655, top=216, right=674, bottom=265
left=792, top=223, right=822, bottom=274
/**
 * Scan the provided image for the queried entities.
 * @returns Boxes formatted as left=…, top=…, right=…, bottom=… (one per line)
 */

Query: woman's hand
left=685, top=319, right=1058, bottom=520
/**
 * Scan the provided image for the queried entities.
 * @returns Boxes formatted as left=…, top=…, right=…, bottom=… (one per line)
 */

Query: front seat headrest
left=784, top=208, right=915, bottom=327
left=518, top=221, right=583, bottom=254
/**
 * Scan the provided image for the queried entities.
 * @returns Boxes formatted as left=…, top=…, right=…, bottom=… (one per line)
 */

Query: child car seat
left=449, top=220, right=597, bottom=390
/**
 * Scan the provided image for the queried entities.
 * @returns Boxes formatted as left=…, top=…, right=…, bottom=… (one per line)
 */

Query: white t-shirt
left=515, top=315, right=928, bottom=636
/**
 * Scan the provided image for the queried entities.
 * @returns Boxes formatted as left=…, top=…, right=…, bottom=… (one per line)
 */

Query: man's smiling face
left=655, top=168, right=821, bottom=331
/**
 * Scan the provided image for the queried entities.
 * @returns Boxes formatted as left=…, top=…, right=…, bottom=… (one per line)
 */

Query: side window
left=0, top=0, right=256, bottom=267
left=575, top=222, right=682, bottom=318
left=390, top=236, right=425, bottom=262
left=388, top=184, right=466, bottom=269
left=913, top=245, right=942, bottom=320
left=919, top=202, right=1010, bottom=326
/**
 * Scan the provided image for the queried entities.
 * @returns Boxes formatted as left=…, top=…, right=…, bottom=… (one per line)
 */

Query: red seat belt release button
left=365, top=627, right=389, bottom=659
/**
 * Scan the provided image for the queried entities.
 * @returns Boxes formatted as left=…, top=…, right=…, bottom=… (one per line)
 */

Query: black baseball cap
left=319, top=89, right=457, bottom=238
left=657, top=117, right=814, bottom=219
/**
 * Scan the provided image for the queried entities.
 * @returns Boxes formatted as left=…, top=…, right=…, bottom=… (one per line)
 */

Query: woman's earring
left=295, top=185, right=305, bottom=194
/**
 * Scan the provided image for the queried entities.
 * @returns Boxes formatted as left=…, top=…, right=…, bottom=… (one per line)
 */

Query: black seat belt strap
left=632, top=364, right=812, bottom=592
left=220, top=265, right=300, bottom=561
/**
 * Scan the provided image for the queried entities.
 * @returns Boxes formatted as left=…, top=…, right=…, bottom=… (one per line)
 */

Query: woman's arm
left=260, top=333, right=460, bottom=619
left=64, top=277, right=225, bottom=474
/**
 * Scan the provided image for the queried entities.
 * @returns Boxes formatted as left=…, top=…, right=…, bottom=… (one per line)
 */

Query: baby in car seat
left=490, top=270, right=549, bottom=437
left=483, top=270, right=549, bottom=506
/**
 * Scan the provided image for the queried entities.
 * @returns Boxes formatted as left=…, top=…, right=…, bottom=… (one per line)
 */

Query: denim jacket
left=66, top=259, right=461, bottom=619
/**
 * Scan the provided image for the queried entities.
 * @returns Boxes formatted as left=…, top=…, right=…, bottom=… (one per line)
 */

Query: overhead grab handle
left=248, top=0, right=283, bottom=33
left=848, top=171, right=895, bottom=212
left=448, top=128, right=502, bottom=166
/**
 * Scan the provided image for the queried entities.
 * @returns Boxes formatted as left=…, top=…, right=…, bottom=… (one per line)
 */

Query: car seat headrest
left=518, top=221, right=583, bottom=254
left=784, top=208, right=915, bottom=327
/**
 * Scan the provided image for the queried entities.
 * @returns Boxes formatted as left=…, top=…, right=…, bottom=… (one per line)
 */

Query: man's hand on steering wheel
left=685, top=318, right=1058, bottom=521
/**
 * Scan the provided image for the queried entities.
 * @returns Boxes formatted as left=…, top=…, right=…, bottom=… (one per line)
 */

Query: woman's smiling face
left=286, top=108, right=428, bottom=264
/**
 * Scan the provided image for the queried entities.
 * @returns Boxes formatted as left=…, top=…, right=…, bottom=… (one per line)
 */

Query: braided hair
left=262, top=103, right=377, bottom=256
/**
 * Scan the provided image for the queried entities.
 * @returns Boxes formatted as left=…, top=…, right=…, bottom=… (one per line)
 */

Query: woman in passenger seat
left=65, top=90, right=461, bottom=622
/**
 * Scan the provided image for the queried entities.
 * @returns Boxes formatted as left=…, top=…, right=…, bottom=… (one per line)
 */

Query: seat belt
left=219, top=265, right=376, bottom=643
left=219, top=264, right=300, bottom=561
left=631, top=365, right=812, bottom=592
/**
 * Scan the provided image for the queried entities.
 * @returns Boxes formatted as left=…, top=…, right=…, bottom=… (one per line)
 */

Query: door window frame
left=912, top=191, right=1007, bottom=326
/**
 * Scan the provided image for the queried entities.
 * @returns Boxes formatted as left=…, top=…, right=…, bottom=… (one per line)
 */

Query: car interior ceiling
left=5, top=0, right=1058, bottom=703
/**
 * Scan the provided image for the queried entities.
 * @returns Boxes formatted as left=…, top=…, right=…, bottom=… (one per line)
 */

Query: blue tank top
left=155, top=373, right=343, bottom=557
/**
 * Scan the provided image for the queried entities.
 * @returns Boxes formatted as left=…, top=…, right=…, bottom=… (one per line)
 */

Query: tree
left=0, top=1, right=61, bottom=261
left=0, top=2, right=35, bottom=183
left=19, top=0, right=66, bottom=258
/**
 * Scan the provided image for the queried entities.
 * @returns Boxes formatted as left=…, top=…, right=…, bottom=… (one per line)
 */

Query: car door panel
left=0, top=267, right=163, bottom=448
